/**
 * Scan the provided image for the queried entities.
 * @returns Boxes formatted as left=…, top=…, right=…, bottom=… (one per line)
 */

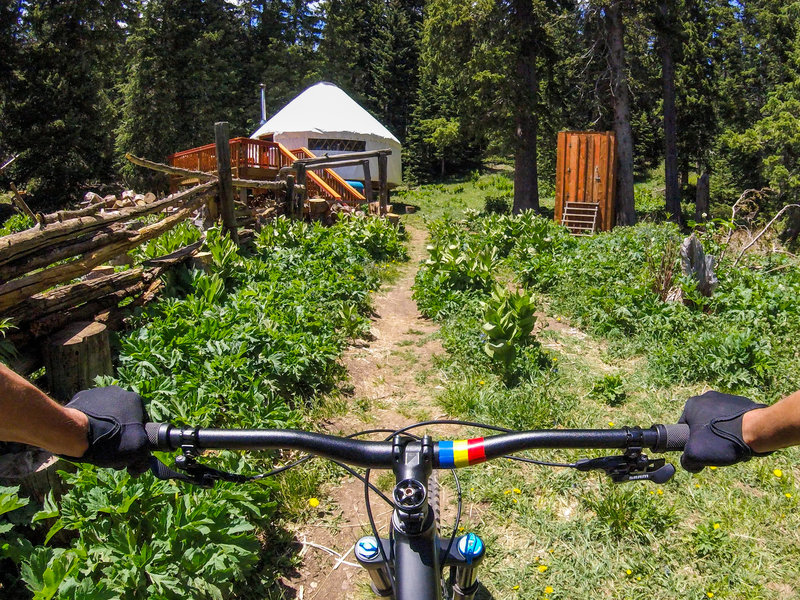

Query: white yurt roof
left=251, top=82, right=400, bottom=144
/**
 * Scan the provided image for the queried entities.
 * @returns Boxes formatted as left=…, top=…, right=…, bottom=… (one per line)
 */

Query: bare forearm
left=742, top=389, right=800, bottom=453
left=0, top=364, right=88, bottom=456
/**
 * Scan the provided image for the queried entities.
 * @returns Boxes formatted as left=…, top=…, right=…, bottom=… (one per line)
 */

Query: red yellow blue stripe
left=438, top=438, right=486, bottom=468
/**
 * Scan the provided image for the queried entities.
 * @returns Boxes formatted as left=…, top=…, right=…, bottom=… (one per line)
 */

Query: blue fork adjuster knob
left=457, top=532, right=485, bottom=564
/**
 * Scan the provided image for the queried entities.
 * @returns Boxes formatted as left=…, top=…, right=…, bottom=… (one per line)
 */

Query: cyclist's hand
left=61, top=386, right=150, bottom=475
left=679, top=390, right=770, bottom=472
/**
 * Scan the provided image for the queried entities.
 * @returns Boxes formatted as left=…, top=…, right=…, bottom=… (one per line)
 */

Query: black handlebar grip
left=652, top=423, right=690, bottom=452
left=145, top=422, right=169, bottom=450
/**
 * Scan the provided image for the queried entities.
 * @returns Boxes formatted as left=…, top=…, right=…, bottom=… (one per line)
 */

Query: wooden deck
left=167, top=138, right=366, bottom=205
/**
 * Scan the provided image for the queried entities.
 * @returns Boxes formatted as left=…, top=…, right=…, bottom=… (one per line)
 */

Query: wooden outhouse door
left=554, top=131, right=616, bottom=233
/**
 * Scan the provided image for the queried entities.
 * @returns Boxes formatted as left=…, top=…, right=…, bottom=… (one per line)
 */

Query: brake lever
left=173, top=452, right=254, bottom=488
left=574, top=447, right=676, bottom=484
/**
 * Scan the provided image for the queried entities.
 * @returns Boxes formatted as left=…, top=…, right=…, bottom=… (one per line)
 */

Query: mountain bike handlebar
left=145, top=422, right=690, bottom=469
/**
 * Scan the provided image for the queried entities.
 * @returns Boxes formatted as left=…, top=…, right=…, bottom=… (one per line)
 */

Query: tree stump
left=0, top=448, right=72, bottom=503
left=309, top=198, right=329, bottom=222
left=44, top=321, right=113, bottom=402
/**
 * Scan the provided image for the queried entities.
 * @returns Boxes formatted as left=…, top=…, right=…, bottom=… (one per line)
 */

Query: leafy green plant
left=481, top=285, right=537, bottom=373
left=582, top=485, right=677, bottom=543
left=691, top=520, right=732, bottom=559
left=588, top=374, right=627, bottom=407
left=0, top=212, right=34, bottom=237
left=484, top=194, right=511, bottom=215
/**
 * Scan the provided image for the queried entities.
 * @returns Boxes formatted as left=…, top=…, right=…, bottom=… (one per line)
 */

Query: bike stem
left=390, top=435, right=442, bottom=600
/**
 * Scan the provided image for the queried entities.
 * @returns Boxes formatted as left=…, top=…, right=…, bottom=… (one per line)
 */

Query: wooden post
left=44, top=321, right=113, bottom=402
left=286, top=174, right=295, bottom=217
left=215, top=122, right=239, bottom=244
left=362, top=160, right=374, bottom=212
left=378, top=154, right=388, bottom=215
left=295, top=165, right=307, bottom=219
left=9, top=183, right=36, bottom=221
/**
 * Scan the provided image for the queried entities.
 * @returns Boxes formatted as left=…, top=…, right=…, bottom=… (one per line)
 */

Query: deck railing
left=292, top=147, right=366, bottom=205
left=167, top=139, right=366, bottom=205
left=169, top=138, right=288, bottom=173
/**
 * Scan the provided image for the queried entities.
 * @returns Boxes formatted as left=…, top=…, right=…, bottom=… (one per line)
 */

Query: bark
left=511, top=0, right=540, bottom=214
left=0, top=195, right=207, bottom=312
left=0, top=226, right=135, bottom=284
left=0, top=181, right=215, bottom=267
left=659, top=0, right=683, bottom=227
left=605, top=1, right=636, bottom=225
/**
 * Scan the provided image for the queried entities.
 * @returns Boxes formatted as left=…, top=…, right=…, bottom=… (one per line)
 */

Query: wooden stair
left=561, top=201, right=600, bottom=235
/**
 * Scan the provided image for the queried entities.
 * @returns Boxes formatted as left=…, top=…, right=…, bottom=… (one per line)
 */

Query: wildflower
left=512, top=498, right=518, bottom=504
left=707, top=593, right=714, bottom=598
left=626, top=569, right=632, bottom=575
left=504, top=489, right=511, bottom=495
left=479, top=380, right=486, bottom=385
left=713, top=523, right=720, bottom=530
left=637, top=577, right=641, bottom=581
left=656, top=489, right=664, bottom=496
left=308, top=498, right=320, bottom=508
left=538, top=565, right=548, bottom=573
left=545, top=586, right=554, bottom=594
left=774, top=469, right=783, bottom=478
left=695, top=484, right=701, bottom=488
left=512, top=585, right=520, bottom=590
left=513, top=488, right=522, bottom=494
left=709, top=466, right=717, bottom=471
left=785, top=493, right=793, bottom=499
left=608, top=421, right=615, bottom=427
left=649, top=490, right=655, bottom=495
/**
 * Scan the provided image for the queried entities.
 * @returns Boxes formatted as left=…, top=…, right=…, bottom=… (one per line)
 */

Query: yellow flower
left=626, top=569, right=632, bottom=575
left=544, top=586, right=554, bottom=594
left=608, top=421, right=615, bottom=427
left=504, top=489, right=511, bottom=495
left=709, top=466, right=717, bottom=471
left=713, top=523, right=720, bottom=530
left=308, top=498, right=320, bottom=508
left=707, top=593, right=714, bottom=598
left=538, top=565, right=548, bottom=573
left=774, top=469, right=783, bottom=478
left=512, top=585, right=520, bottom=590
left=695, top=483, right=701, bottom=488
left=479, top=380, right=486, bottom=385
left=637, top=576, right=641, bottom=581
left=513, top=488, right=522, bottom=494
left=785, top=493, right=793, bottom=499
left=656, top=489, right=664, bottom=496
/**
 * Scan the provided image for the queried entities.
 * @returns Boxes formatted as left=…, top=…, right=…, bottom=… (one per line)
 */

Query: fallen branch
left=0, top=155, right=17, bottom=175
left=733, top=203, right=800, bottom=267
left=9, top=183, right=36, bottom=220
left=125, top=153, right=286, bottom=190
left=719, top=188, right=772, bottom=263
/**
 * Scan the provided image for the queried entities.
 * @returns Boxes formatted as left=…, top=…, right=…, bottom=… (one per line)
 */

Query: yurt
left=251, top=82, right=402, bottom=188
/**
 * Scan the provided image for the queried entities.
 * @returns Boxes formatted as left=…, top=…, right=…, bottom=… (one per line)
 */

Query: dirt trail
left=278, top=223, right=446, bottom=599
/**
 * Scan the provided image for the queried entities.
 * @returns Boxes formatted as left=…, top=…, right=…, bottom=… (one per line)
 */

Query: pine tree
left=2, top=0, right=128, bottom=208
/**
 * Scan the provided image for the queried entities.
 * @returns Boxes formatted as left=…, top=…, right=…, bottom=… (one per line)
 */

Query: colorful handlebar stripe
left=438, top=438, right=486, bottom=468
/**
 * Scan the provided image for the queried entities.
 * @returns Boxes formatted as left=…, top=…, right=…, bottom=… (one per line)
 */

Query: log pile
left=0, top=182, right=215, bottom=358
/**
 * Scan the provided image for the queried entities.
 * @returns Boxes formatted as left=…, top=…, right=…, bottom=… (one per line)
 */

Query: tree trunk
left=511, top=0, right=539, bottom=214
left=605, top=1, right=636, bottom=226
left=44, top=321, right=113, bottom=402
left=659, top=0, right=683, bottom=227
left=695, top=171, right=710, bottom=222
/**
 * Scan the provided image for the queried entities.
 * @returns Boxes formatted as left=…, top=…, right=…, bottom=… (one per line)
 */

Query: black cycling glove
left=61, top=386, right=150, bottom=475
left=679, top=390, right=770, bottom=473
